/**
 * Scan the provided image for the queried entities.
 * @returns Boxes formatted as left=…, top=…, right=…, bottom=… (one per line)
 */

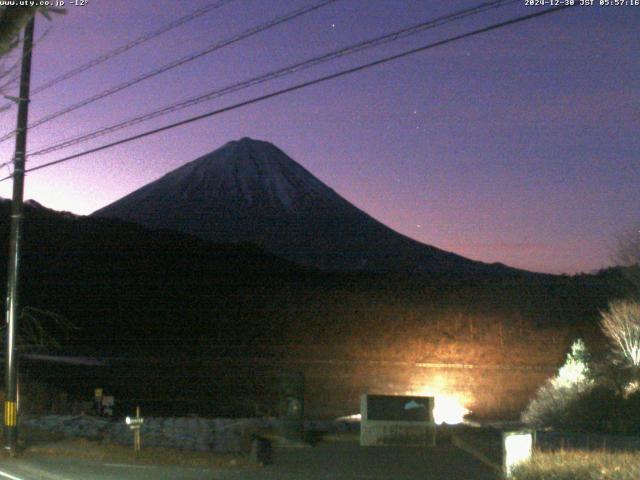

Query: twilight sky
left=0, top=0, right=637, bottom=274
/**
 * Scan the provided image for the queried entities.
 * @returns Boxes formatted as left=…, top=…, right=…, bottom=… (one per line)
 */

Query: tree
left=552, top=339, right=592, bottom=388
left=0, top=306, right=76, bottom=355
left=617, top=226, right=640, bottom=267
left=0, top=306, right=77, bottom=414
left=0, top=7, right=38, bottom=57
left=0, top=6, right=65, bottom=97
left=600, top=299, right=640, bottom=381
left=522, top=339, right=593, bottom=428
left=614, top=225, right=640, bottom=295
left=0, top=5, right=66, bottom=55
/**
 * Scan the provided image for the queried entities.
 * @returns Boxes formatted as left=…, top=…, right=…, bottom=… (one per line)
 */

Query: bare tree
left=600, top=299, right=640, bottom=374
left=19, top=306, right=77, bottom=353
left=0, top=306, right=76, bottom=354
left=614, top=225, right=640, bottom=294
left=616, top=226, right=640, bottom=266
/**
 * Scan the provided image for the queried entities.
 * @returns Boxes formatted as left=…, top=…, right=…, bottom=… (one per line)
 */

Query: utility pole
left=4, top=16, right=35, bottom=454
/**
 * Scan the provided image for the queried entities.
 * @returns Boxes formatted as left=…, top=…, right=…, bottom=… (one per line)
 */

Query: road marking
left=0, top=469, right=25, bottom=480
left=104, top=463, right=212, bottom=473
left=5, top=464, right=72, bottom=480
left=104, top=463, right=157, bottom=469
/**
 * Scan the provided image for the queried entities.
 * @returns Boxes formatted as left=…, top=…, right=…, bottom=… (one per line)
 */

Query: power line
left=0, top=0, right=338, bottom=145
left=29, top=0, right=518, bottom=158
left=0, top=0, right=236, bottom=115
left=0, top=5, right=572, bottom=183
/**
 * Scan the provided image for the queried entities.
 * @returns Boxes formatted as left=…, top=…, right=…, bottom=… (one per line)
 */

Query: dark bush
left=563, top=386, right=622, bottom=433
left=621, top=390, right=640, bottom=434
left=524, top=383, right=640, bottom=434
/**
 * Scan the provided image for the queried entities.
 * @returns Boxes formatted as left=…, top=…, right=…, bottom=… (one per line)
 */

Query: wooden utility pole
left=4, top=15, right=35, bottom=454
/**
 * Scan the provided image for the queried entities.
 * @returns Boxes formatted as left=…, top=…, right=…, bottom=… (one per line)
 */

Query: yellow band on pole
left=4, top=401, right=17, bottom=427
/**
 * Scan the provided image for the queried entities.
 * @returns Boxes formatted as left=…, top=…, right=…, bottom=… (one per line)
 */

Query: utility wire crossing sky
left=2, top=4, right=571, bottom=180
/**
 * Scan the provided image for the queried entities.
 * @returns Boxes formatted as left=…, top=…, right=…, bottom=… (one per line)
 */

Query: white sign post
left=125, top=406, right=144, bottom=453
left=502, top=430, right=534, bottom=477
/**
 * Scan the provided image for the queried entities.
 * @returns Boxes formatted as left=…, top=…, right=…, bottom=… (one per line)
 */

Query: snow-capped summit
left=93, top=138, right=516, bottom=275
left=154, top=137, right=337, bottom=212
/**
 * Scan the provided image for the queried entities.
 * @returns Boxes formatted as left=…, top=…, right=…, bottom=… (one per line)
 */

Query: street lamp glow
left=433, top=394, right=470, bottom=425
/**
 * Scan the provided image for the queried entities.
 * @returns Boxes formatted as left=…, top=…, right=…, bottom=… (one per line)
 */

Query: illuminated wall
left=298, top=359, right=557, bottom=420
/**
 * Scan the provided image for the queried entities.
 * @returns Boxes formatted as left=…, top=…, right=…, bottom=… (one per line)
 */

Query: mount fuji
left=93, top=137, right=517, bottom=275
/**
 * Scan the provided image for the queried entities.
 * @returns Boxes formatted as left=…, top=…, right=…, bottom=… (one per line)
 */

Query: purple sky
left=0, top=0, right=637, bottom=274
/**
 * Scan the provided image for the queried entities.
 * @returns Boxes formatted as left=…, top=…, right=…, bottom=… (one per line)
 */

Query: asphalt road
left=0, top=457, right=216, bottom=480
left=0, top=443, right=500, bottom=480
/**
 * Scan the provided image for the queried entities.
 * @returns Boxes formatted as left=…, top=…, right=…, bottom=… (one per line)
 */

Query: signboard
left=94, top=388, right=103, bottom=415
left=365, top=395, right=433, bottom=422
left=102, top=395, right=114, bottom=416
left=360, top=394, right=435, bottom=447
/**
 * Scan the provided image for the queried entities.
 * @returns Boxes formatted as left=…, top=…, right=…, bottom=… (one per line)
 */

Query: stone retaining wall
left=21, top=415, right=358, bottom=452
left=22, top=415, right=274, bottom=452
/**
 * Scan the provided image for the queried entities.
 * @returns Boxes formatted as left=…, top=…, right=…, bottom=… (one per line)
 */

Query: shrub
left=522, top=344, right=640, bottom=433
left=522, top=340, right=593, bottom=429
left=521, top=381, right=574, bottom=429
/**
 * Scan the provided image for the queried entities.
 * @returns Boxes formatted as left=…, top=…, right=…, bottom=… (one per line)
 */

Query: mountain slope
left=94, top=137, right=518, bottom=275
left=0, top=199, right=305, bottom=355
left=0, top=199, right=619, bottom=418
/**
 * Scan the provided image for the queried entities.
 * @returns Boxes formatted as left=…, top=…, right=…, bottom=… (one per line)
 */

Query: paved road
left=0, top=443, right=499, bottom=480
left=0, top=456, right=217, bottom=480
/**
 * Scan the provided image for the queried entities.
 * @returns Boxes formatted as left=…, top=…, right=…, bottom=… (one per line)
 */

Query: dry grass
left=511, top=450, right=640, bottom=480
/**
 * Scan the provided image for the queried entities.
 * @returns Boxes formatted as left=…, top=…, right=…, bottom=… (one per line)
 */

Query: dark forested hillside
left=0, top=200, right=627, bottom=417
left=0, top=200, right=616, bottom=353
